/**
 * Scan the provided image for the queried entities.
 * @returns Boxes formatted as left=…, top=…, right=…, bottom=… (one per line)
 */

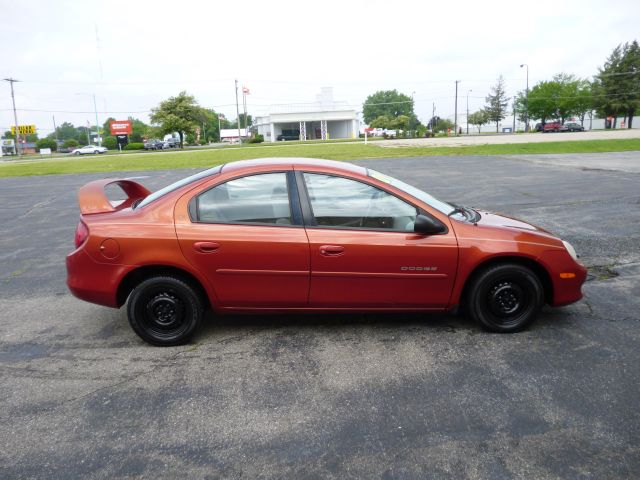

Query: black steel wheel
left=467, top=263, right=543, bottom=333
left=127, top=276, right=203, bottom=346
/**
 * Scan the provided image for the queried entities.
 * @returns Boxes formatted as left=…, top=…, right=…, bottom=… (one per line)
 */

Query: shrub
left=62, top=139, right=79, bottom=148
left=102, top=136, right=117, bottom=150
left=248, top=134, right=264, bottom=144
left=123, top=142, right=144, bottom=150
left=36, top=138, right=57, bottom=152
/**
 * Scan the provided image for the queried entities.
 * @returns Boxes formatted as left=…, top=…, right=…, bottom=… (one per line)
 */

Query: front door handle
left=320, top=245, right=345, bottom=256
left=193, top=241, right=220, bottom=253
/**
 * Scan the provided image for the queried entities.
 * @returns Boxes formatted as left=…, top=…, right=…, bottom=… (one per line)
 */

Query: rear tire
left=467, top=263, right=543, bottom=333
left=127, top=275, right=203, bottom=346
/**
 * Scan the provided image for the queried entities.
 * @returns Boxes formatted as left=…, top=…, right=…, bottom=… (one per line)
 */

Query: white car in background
left=71, top=145, right=108, bottom=155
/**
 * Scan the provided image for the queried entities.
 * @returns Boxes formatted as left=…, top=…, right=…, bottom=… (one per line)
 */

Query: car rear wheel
left=467, top=263, right=543, bottom=333
left=127, top=276, right=204, bottom=346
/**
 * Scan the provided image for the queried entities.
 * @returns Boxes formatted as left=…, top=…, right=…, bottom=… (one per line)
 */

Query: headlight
left=562, top=240, right=578, bottom=261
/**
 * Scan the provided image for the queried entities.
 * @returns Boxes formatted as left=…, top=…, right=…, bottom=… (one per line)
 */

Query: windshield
left=367, top=169, right=455, bottom=215
left=135, top=165, right=223, bottom=209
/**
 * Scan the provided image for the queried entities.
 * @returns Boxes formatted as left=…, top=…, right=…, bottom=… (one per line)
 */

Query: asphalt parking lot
left=1, top=152, right=639, bottom=478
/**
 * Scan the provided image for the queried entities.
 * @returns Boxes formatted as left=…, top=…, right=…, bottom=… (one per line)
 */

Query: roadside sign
left=11, top=125, right=36, bottom=135
left=109, top=120, right=133, bottom=135
left=40, top=148, right=52, bottom=155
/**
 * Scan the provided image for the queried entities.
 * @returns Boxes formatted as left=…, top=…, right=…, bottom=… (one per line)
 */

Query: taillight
left=74, top=220, right=89, bottom=248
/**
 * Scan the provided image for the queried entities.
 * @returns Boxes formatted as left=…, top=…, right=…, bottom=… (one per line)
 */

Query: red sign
left=109, top=120, right=133, bottom=135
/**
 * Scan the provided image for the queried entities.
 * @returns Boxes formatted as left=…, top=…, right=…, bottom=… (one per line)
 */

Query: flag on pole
left=242, top=86, right=250, bottom=94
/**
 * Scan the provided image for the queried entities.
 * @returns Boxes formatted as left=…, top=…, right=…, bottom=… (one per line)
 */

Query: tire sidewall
left=469, top=264, right=543, bottom=333
left=127, top=276, right=203, bottom=346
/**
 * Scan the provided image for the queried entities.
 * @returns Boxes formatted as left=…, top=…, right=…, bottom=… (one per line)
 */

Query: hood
left=474, top=210, right=553, bottom=234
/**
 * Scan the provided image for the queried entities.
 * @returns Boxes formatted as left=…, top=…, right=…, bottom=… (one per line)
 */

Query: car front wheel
left=467, top=263, right=543, bottom=333
left=127, top=276, right=204, bottom=346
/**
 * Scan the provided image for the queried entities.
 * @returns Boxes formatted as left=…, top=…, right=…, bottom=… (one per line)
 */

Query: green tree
left=129, top=117, right=149, bottom=142
left=433, top=118, right=454, bottom=133
left=47, top=122, right=78, bottom=141
left=468, top=109, right=490, bottom=133
left=390, top=114, right=410, bottom=132
left=150, top=91, right=202, bottom=147
left=594, top=40, right=640, bottom=128
left=485, top=76, right=509, bottom=132
left=36, top=138, right=57, bottom=151
left=369, top=115, right=394, bottom=129
left=362, top=90, right=414, bottom=124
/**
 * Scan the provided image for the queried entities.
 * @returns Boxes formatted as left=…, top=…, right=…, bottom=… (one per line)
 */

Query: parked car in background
left=277, top=129, right=300, bottom=141
left=67, top=158, right=587, bottom=346
left=534, top=123, right=544, bottom=132
left=71, top=145, right=108, bottom=155
left=144, top=140, right=164, bottom=150
left=164, top=138, right=180, bottom=148
left=564, top=122, right=585, bottom=132
left=542, top=121, right=567, bottom=133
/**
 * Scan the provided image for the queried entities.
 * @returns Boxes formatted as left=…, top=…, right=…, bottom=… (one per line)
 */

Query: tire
left=75, top=151, right=81, bottom=155
left=127, top=275, right=204, bottom=346
left=466, top=263, right=543, bottom=333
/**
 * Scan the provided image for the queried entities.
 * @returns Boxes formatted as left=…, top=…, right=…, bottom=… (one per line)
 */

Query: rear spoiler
left=78, top=178, right=151, bottom=215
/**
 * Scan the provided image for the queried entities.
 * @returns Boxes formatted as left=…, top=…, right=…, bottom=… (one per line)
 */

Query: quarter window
left=303, top=173, right=417, bottom=231
left=196, top=172, right=292, bottom=225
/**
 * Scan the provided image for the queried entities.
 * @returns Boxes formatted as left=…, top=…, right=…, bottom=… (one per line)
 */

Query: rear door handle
left=320, top=245, right=345, bottom=256
left=193, top=241, right=220, bottom=253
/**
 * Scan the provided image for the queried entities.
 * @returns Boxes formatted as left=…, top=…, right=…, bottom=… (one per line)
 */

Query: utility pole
left=513, top=97, right=516, bottom=133
left=4, top=78, right=22, bottom=157
left=234, top=79, right=242, bottom=144
left=466, top=89, right=472, bottom=135
left=52, top=115, right=58, bottom=144
left=454, top=80, right=460, bottom=136
left=432, top=102, right=436, bottom=132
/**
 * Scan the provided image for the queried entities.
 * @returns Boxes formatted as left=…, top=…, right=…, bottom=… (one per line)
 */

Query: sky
left=1, top=0, right=639, bottom=137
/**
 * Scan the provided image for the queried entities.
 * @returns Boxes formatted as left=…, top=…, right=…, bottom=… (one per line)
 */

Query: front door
left=300, top=172, right=458, bottom=308
left=175, top=171, right=310, bottom=308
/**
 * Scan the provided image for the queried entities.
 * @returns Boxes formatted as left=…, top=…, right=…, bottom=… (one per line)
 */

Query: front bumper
left=540, top=250, right=588, bottom=306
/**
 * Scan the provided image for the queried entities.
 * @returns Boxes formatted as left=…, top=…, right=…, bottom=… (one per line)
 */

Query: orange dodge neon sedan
left=67, top=158, right=587, bottom=346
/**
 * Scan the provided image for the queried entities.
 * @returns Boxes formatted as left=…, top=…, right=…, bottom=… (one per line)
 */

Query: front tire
left=127, top=276, right=204, bottom=346
left=467, top=263, right=543, bottom=333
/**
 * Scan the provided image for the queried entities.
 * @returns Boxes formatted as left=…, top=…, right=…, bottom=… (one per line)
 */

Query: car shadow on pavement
left=191, top=306, right=578, bottom=343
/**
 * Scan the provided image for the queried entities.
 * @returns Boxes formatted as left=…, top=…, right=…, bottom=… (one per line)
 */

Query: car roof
left=221, top=157, right=367, bottom=175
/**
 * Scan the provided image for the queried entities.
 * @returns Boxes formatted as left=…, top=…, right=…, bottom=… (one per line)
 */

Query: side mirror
left=414, top=214, right=446, bottom=235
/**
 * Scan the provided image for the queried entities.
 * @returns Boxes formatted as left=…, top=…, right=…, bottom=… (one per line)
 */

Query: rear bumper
left=66, top=248, right=131, bottom=308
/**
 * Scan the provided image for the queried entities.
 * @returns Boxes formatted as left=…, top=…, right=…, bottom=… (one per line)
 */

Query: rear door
left=175, top=170, right=310, bottom=308
left=299, top=171, right=458, bottom=308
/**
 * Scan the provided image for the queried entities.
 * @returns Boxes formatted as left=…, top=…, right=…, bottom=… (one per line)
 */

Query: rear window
left=135, top=165, right=223, bottom=209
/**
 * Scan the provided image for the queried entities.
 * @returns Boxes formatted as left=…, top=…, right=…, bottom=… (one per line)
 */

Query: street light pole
left=454, top=80, right=460, bottom=136
left=411, top=91, right=415, bottom=138
left=234, top=79, right=242, bottom=144
left=466, top=89, right=472, bottom=135
left=520, top=63, right=529, bottom=132
left=4, top=78, right=21, bottom=157
left=92, top=94, right=101, bottom=146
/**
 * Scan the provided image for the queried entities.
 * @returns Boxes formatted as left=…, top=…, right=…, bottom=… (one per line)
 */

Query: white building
left=220, top=128, right=249, bottom=143
left=254, top=88, right=359, bottom=142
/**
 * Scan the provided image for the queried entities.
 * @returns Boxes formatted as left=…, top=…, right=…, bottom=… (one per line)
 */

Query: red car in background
left=67, top=158, right=587, bottom=346
left=542, top=121, right=568, bottom=132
